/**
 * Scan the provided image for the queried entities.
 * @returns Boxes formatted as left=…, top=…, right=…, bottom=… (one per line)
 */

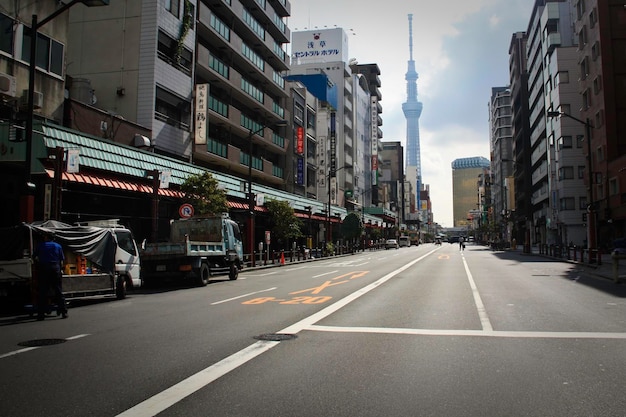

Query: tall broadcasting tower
left=402, top=14, right=423, bottom=212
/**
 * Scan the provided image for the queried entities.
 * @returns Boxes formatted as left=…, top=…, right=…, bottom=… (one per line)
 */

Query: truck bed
left=142, top=240, right=226, bottom=259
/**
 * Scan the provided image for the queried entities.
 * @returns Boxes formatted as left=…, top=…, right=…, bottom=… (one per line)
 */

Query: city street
left=2, top=243, right=626, bottom=416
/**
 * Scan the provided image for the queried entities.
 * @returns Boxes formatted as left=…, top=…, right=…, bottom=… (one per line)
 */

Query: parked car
left=385, top=239, right=399, bottom=249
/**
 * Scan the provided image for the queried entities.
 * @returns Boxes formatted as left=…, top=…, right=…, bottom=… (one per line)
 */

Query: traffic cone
left=280, top=251, right=285, bottom=265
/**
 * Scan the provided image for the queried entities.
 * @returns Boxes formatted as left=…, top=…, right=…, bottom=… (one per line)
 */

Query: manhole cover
left=254, top=333, right=297, bottom=342
left=18, top=339, right=67, bottom=347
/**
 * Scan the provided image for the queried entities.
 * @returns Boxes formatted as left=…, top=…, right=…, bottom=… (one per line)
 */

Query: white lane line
left=0, top=347, right=38, bottom=359
left=211, top=287, right=277, bottom=305
left=462, top=253, right=493, bottom=331
left=284, top=266, right=307, bottom=272
left=115, top=340, right=280, bottom=417
left=307, top=325, right=626, bottom=339
left=116, top=247, right=440, bottom=417
left=0, top=334, right=91, bottom=359
left=241, top=271, right=278, bottom=277
left=312, top=270, right=339, bottom=278
left=66, top=334, right=90, bottom=340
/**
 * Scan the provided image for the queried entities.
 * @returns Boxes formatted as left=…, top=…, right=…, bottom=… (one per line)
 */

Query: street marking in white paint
left=284, top=266, right=307, bottom=272
left=0, top=347, right=38, bottom=359
left=115, top=341, right=279, bottom=417
left=211, top=288, right=277, bottom=305
left=462, top=252, right=493, bottom=331
left=307, top=325, right=626, bottom=339
left=115, top=248, right=441, bottom=417
left=66, top=334, right=90, bottom=340
left=0, top=334, right=90, bottom=359
left=312, top=271, right=339, bottom=278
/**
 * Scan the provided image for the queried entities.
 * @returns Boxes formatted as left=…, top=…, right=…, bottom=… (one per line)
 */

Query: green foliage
left=175, top=0, right=193, bottom=64
left=180, top=171, right=228, bottom=216
left=340, top=212, right=363, bottom=241
left=265, top=199, right=303, bottom=245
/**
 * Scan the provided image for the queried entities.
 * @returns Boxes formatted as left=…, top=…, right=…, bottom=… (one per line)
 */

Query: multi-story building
left=573, top=0, right=626, bottom=246
left=350, top=62, right=383, bottom=208
left=509, top=31, right=533, bottom=251
left=489, top=86, right=513, bottom=239
left=545, top=45, right=587, bottom=246
left=452, top=157, right=491, bottom=228
left=290, top=28, right=355, bottom=208
left=526, top=0, right=584, bottom=246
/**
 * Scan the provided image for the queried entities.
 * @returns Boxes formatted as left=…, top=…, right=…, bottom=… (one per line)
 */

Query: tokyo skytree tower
left=402, top=14, right=423, bottom=206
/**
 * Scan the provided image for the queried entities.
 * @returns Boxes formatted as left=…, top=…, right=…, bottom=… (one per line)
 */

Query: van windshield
left=115, top=230, right=137, bottom=256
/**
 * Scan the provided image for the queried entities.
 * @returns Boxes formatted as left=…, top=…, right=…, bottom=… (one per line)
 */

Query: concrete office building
left=545, top=45, right=587, bottom=246
left=452, top=157, right=491, bottom=228
left=525, top=0, right=583, bottom=246
left=489, top=86, right=513, bottom=239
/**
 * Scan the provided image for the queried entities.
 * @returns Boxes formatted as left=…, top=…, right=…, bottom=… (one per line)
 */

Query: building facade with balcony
left=573, top=0, right=626, bottom=247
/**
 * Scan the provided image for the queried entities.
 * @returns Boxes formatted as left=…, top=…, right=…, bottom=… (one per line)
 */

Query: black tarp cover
left=0, top=221, right=116, bottom=274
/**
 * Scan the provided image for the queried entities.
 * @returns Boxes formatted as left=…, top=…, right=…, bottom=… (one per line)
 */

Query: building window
left=558, top=136, right=573, bottom=150
left=0, top=13, right=13, bottom=55
left=165, top=0, right=180, bottom=18
left=157, top=30, right=192, bottom=75
left=582, top=89, right=591, bottom=110
left=579, top=196, right=587, bottom=210
left=578, top=26, right=587, bottom=49
left=560, top=197, right=575, bottom=210
left=578, top=165, right=585, bottom=179
left=591, top=41, right=600, bottom=61
left=593, top=75, right=602, bottom=94
left=555, top=71, right=569, bottom=85
left=576, top=134, right=584, bottom=148
left=21, top=27, right=65, bottom=78
left=559, top=166, right=574, bottom=180
left=579, top=56, right=589, bottom=80
left=609, top=178, right=619, bottom=196
left=589, top=7, right=597, bottom=27
left=576, top=0, right=586, bottom=21
left=155, top=86, right=191, bottom=131
left=595, top=110, right=604, bottom=127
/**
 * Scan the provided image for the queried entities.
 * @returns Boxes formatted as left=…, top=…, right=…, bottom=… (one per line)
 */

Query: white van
left=83, top=220, right=141, bottom=289
left=398, top=236, right=411, bottom=247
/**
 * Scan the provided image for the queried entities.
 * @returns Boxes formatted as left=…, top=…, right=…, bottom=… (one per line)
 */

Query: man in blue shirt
left=34, top=231, right=67, bottom=320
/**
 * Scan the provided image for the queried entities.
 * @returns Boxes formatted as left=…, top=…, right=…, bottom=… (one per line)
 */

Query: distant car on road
left=385, top=239, right=399, bottom=250
left=398, top=236, right=411, bottom=247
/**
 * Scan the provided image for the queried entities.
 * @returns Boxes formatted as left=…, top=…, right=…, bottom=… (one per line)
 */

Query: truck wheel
left=116, top=276, right=127, bottom=299
left=229, top=264, right=239, bottom=280
left=198, top=264, right=210, bottom=287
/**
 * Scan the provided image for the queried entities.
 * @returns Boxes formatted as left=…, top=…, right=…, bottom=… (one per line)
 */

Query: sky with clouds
left=287, top=0, right=535, bottom=227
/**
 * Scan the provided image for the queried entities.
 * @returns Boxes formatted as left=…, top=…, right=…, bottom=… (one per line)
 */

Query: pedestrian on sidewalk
left=34, top=231, right=68, bottom=320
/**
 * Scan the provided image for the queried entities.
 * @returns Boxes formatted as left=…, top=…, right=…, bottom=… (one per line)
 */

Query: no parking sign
left=179, top=203, right=194, bottom=218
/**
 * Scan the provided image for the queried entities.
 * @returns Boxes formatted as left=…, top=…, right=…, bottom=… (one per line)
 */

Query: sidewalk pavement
left=520, top=245, right=625, bottom=283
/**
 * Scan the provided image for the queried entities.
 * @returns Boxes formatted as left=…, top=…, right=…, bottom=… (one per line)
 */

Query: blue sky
left=287, top=0, right=534, bottom=227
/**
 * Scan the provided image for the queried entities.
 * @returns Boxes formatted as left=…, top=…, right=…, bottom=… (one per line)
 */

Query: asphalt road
left=2, top=243, right=626, bottom=416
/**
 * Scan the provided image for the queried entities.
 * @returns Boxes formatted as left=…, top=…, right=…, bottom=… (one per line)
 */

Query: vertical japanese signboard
left=370, top=96, right=378, bottom=186
left=195, top=84, right=208, bottom=145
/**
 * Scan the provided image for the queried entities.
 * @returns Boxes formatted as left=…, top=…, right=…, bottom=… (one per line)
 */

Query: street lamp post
left=21, top=0, right=110, bottom=223
left=546, top=110, right=596, bottom=261
left=246, top=120, right=287, bottom=267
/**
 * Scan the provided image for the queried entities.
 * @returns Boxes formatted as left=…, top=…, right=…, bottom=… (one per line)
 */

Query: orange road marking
left=438, top=254, right=450, bottom=260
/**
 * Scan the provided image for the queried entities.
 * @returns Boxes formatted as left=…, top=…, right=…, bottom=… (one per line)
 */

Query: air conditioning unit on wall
left=20, top=90, right=44, bottom=109
left=0, top=73, right=17, bottom=98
